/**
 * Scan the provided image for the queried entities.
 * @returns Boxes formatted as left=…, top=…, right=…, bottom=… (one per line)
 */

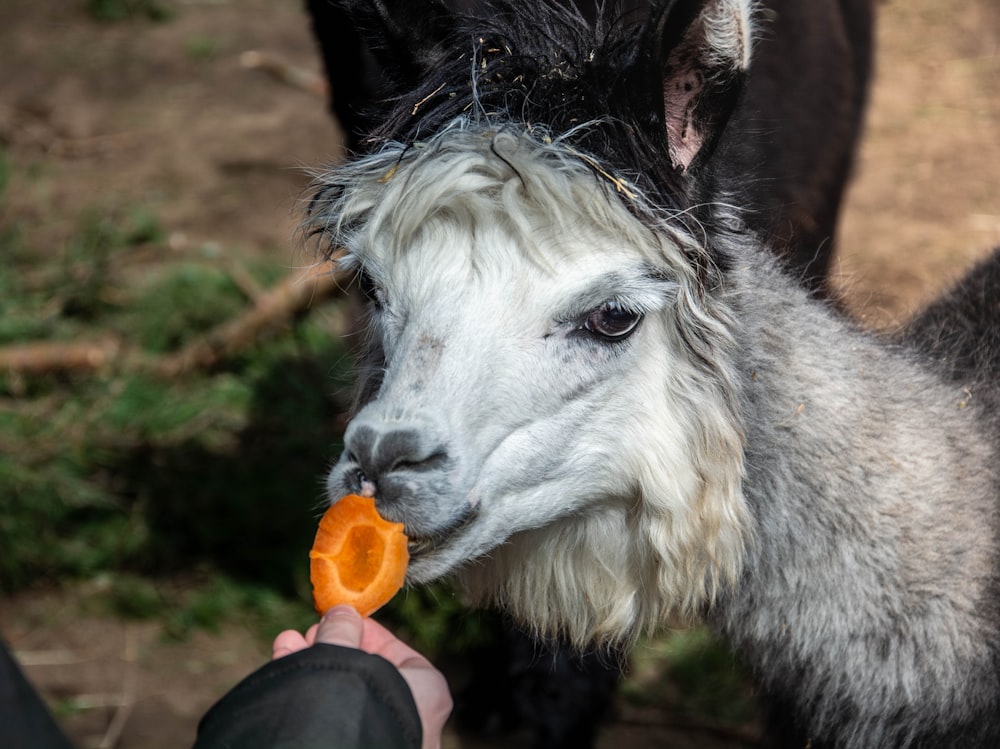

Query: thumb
left=314, top=605, right=364, bottom=648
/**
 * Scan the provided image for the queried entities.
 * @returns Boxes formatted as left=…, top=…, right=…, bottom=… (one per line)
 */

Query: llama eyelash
left=553, top=268, right=679, bottom=323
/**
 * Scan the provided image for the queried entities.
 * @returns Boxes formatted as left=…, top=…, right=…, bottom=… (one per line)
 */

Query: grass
left=83, top=0, right=174, bottom=23
left=0, top=331, right=350, bottom=589
left=185, top=35, right=221, bottom=62
left=0, top=158, right=352, bottom=627
left=86, top=571, right=319, bottom=641
left=626, top=627, right=760, bottom=727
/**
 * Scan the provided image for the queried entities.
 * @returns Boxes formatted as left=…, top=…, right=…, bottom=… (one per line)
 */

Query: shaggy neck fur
left=712, top=254, right=1000, bottom=747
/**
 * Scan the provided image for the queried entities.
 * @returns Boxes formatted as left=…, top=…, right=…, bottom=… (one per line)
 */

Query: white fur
left=314, top=122, right=751, bottom=644
left=699, top=0, right=753, bottom=71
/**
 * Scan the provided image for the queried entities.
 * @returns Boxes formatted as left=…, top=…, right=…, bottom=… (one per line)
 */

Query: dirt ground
left=834, top=0, right=1000, bottom=324
left=0, top=0, right=997, bottom=748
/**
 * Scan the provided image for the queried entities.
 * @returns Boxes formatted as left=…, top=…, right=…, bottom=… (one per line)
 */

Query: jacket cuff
left=194, top=643, right=422, bottom=749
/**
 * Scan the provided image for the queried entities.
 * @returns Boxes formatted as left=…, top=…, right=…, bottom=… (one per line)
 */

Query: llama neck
left=712, top=253, right=1000, bottom=747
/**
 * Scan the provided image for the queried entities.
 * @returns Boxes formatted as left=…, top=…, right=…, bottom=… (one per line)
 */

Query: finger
left=302, top=621, right=321, bottom=646
left=361, top=618, right=431, bottom=668
left=314, top=605, right=364, bottom=648
left=272, top=629, right=308, bottom=660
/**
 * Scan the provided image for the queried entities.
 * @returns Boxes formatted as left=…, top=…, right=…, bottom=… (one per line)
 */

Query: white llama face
left=325, top=171, right=700, bottom=583
left=317, top=134, right=749, bottom=640
left=312, top=0, right=758, bottom=634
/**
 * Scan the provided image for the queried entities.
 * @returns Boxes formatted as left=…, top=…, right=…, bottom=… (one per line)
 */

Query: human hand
left=273, top=606, right=452, bottom=749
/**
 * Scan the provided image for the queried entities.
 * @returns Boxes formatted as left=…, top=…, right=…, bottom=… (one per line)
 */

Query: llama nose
left=342, top=419, right=449, bottom=497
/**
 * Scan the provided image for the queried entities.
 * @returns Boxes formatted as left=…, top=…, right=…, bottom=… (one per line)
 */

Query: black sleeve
left=0, top=638, right=77, bottom=749
left=193, top=643, right=422, bottom=749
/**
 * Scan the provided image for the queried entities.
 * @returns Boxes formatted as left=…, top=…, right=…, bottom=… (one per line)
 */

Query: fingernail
left=323, top=604, right=359, bottom=620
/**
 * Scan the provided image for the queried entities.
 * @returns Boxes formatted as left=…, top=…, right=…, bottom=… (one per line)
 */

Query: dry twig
left=0, top=339, right=121, bottom=375
left=95, top=625, right=139, bottom=749
left=154, top=263, right=345, bottom=376
left=240, top=50, right=328, bottom=98
left=0, top=265, right=347, bottom=381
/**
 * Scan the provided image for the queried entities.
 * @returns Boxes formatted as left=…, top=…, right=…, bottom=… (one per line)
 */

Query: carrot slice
left=309, top=493, right=409, bottom=616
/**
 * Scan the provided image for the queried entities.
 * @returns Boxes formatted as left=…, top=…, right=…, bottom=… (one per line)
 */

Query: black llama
left=304, top=1, right=874, bottom=745
left=310, top=0, right=998, bottom=747
left=305, top=0, right=874, bottom=293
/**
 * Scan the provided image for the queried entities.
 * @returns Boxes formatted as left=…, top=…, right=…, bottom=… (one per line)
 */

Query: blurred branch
left=154, top=263, right=345, bottom=377
left=0, top=339, right=122, bottom=374
left=0, top=264, right=347, bottom=382
left=240, top=50, right=328, bottom=98
left=96, top=624, right=139, bottom=749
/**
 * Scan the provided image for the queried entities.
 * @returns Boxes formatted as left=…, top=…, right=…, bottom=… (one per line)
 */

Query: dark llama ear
left=335, top=0, right=460, bottom=93
left=645, top=0, right=751, bottom=173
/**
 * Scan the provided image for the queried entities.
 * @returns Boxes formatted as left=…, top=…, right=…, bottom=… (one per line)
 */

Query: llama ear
left=645, top=0, right=752, bottom=173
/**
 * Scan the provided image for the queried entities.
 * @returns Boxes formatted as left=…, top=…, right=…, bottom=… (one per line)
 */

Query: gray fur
left=309, top=122, right=1000, bottom=747
left=717, top=247, right=1000, bottom=747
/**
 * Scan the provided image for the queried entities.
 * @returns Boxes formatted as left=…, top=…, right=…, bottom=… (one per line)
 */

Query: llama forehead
left=327, top=125, right=697, bottom=297
left=368, top=227, right=675, bottom=347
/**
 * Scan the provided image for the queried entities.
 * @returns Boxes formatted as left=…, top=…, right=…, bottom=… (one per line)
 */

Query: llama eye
left=583, top=302, right=642, bottom=340
left=358, top=270, right=386, bottom=310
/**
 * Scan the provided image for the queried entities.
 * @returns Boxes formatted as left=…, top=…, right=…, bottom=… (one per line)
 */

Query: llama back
left=900, top=247, right=1000, bottom=412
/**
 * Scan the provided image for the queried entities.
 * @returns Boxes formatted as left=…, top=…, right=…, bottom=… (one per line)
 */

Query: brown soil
left=1, top=0, right=997, bottom=748
left=834, top=0, right=1000, bottom=323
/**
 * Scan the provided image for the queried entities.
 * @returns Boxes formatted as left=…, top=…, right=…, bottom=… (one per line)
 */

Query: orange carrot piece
left=309, top=494, right=409, bottom=616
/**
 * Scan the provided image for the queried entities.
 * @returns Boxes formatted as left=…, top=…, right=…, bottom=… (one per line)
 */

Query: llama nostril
left=341, top=418, right=450, bottom=498
left=357, top=469, right=377, bottom=498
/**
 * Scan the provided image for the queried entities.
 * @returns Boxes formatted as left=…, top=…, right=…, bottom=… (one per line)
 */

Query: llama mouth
left=406, top=536, right=437, bottom=557
left=406, top=510, right=477, bottom=560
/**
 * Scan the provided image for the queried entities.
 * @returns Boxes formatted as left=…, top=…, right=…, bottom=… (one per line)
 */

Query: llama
left=306, top=0, right=873, bottom=293
left=306, top=1, right=1000, bottom=746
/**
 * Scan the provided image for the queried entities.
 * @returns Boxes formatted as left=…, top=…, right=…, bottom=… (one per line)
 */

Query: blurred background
left=0, top=0, right=996, bottom=747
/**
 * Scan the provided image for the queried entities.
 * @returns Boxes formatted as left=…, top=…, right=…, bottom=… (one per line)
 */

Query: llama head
left=308, top=0, right=755, bottom=645
left=337, top=0, right=752, bottom=178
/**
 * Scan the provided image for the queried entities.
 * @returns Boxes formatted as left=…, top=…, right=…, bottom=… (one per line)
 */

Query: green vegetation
left=0, top=149, right=10, bottom=197
left=83, top=0, right=174, bottom=23
left=625, top=627, right=760, bottom=726
left=0, top=160, right=351, bottom=639
left=89, top=572, right=319, bottom=641
left=185, top=35, right=221, bottom=62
